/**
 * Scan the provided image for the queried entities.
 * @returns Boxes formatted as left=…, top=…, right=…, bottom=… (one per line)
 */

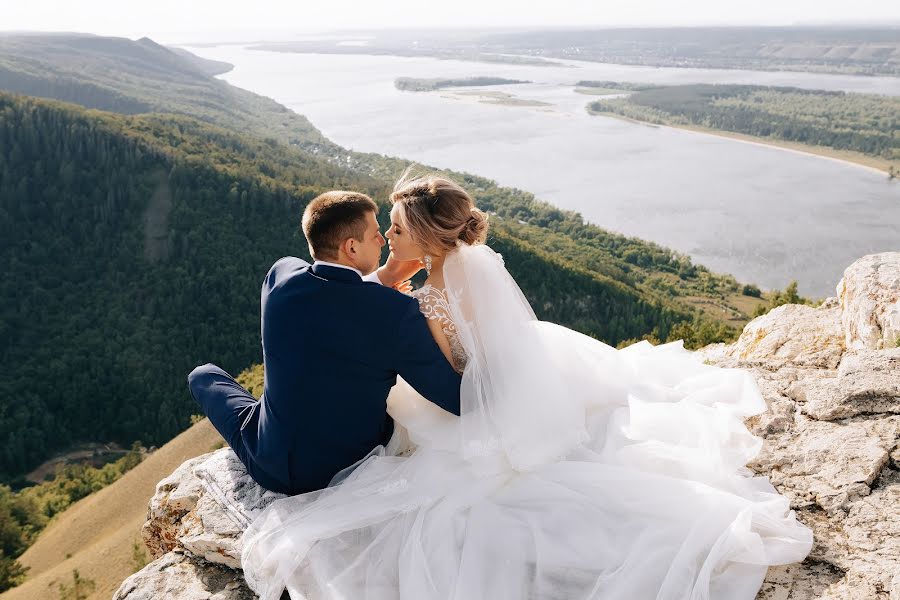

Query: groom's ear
left=340, top=236, right=358, bottom=259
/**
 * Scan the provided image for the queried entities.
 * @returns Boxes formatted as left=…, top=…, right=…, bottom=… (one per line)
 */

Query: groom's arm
left=393, top=300, right=462, bottom=416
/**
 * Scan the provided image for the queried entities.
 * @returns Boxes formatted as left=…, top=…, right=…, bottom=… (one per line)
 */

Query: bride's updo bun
left=390, top=168, right=489, bottom=255
left=459, top=209, right=489, bottom=245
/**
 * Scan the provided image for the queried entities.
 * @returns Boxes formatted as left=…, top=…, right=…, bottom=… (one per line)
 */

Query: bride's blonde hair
left=390, top=167, right=488, bottom=256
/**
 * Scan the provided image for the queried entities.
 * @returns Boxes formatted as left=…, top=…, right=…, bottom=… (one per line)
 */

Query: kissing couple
left=189, top=170, right=812, bottom=599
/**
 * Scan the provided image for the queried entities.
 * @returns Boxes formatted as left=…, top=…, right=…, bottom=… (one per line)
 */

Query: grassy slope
left=0, top=419, right=223, bottom=600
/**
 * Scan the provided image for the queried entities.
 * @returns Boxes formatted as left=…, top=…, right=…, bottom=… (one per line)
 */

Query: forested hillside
left=1, top=94, right=325, bottom=484
left=0, top=33, right=331, bottom=150
left=0, top=92, right=714, bottom=488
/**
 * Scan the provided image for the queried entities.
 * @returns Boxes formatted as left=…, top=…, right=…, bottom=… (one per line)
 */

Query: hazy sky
left=4, top=1, right=900, bottom=43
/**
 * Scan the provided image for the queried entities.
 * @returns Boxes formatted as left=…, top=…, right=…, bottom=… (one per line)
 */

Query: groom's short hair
left=302, top=191, right=379, bottom=260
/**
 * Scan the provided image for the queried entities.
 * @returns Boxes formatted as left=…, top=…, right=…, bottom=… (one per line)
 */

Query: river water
left=186, top=45, right=900, bottom=297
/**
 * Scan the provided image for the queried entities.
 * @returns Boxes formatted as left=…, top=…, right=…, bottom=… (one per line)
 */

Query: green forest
left=1, top=92, right=740, bottom=492
left=588, top=84, right=900, bottom=173
left=0, top=93, right=355, bottom=487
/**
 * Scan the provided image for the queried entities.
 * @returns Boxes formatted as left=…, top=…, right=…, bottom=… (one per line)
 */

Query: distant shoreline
left=233, top=43, right=899, bottom=78
left=246, top=44, right=563, bottom=67
left=589, top=109, right=897, bottom=178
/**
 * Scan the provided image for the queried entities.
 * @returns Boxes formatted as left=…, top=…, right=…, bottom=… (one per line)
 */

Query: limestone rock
left=141, top=447, right=286, bottom=569
left=788, top=349, right=900, bottom=420
left=791, top=470, right=900, bottom=599
left=739, top=366, right=806, bottom=436
left=112, top=549, right=256, bottom=600
left=141, top=454, right=206, bottom=559
left=715, top=303, right=845, bottom=368
left=749, top=416, right=893, bottom=513
left=838, top=252, right=900, bottom=351
left=756, top=561, right=844, bottom=600
left=695, top=341, right=730, bottom=363
left=840, top=470, right=900, bottom=587
left=699, top=252, right=900, bottom=598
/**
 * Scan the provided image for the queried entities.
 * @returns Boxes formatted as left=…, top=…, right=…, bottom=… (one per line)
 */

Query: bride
left=240, top=172, right=813, bottom=599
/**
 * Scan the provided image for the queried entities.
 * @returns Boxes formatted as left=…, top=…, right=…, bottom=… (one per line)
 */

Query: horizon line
left=2, top=21, right=900, bottom=38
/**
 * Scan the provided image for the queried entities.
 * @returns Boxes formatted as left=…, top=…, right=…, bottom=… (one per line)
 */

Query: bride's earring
left=423, top=254, right=432, bottom=276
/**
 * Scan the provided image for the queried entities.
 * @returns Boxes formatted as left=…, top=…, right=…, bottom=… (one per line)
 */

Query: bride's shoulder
left=412, top=282, right=448, bottom=302
left=411, top=283, right=452, bottom=316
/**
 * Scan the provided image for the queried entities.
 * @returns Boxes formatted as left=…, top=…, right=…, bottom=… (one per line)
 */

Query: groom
left=188, top=191, right=462, bottom=495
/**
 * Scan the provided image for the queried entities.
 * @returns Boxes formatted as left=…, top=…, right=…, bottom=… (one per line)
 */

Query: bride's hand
left=392, top=279, right=414, bottom=294
left=379, top=253, right=424, bottom=286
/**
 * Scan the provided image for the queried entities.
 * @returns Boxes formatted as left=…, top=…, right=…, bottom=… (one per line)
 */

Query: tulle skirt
left=240, top=324, right=813, bottom=600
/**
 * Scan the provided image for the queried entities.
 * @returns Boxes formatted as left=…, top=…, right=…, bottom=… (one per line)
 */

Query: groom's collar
left=311, top=260, right=363, bottom=283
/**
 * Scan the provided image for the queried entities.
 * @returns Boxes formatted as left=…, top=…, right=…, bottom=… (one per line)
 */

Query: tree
left=0, top=552, right=29, bottom=593
left=57, top=569, right=95, bottom=600
left=752, top=280, right=811, bottom=317
left=741, top=284, right=761, bottom=297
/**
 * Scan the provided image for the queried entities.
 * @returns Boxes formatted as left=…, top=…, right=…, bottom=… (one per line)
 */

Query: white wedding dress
left=240, top=243, right=813, bottom=600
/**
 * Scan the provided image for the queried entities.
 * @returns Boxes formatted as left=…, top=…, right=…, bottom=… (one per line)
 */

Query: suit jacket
left=244, top=257, right=462, bottom=494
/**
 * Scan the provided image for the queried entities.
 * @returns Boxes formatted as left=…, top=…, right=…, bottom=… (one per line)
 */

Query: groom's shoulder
left=270, top=256, right=311, bottom=272
left=359, top=281, right=424, bottom=323
left=263, top=256, right=311, bottom=289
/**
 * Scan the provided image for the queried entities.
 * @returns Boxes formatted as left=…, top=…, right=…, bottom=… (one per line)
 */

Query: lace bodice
left=411, top=284, right=468, bottom=373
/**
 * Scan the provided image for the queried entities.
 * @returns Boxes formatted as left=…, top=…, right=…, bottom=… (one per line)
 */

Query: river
left=185, top=45, right=900, bottom=297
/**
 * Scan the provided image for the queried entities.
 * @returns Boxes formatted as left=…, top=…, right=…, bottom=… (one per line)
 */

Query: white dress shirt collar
left=312, top=260, right=363, bottom=278
left=312, top=260, right=383, bottom=285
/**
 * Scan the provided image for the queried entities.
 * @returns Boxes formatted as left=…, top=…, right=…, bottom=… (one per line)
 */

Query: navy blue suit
left=189, top=258, right=462, bottom=495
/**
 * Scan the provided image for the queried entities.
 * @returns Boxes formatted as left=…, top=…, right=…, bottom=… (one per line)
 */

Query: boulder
left=115, top=449, right=286, bottom=599
left=113, top=549, right=256, bottom=600
left=787, top=349, right=900, bottom=421
left=838, top=252, right=900, bottom=351
left=705, top=302, right=845, bottom=369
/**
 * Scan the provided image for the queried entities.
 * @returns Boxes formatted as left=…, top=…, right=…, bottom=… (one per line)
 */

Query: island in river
left=395, top=76, right=531, bottom=92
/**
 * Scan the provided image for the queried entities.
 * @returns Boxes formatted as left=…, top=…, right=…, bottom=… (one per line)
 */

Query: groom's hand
left=377, top=253, right=423, bottom=287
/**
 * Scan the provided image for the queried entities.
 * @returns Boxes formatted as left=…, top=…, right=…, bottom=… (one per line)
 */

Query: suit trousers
left=187, top=363, right=291, bottom=494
